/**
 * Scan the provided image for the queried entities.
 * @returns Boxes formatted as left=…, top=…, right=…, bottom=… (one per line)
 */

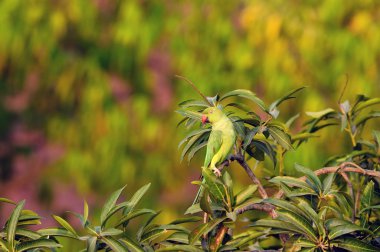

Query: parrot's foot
left=212, top=167, right=222, bottom=177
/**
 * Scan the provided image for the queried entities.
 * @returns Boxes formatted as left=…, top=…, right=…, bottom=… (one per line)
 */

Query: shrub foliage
left=1, top=87, right=380, bottom=251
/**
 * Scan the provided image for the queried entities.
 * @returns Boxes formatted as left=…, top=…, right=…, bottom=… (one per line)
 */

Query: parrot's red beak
left=201, top=115, right=209, bottom=125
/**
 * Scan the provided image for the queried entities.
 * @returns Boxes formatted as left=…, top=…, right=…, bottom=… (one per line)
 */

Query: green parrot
left=193, top=106, right=236, bottom=203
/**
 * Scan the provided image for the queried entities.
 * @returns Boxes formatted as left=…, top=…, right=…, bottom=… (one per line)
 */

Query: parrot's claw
left=212, top=167, right=222, bottom=177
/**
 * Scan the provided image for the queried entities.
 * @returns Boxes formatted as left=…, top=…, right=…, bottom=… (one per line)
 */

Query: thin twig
left=175, top=75, right=212, bottom=106
left=338, top=73, right=349, bottom=105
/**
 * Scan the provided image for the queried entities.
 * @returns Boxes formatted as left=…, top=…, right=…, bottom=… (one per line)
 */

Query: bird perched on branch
left=194, top=106, right=236, bottom=203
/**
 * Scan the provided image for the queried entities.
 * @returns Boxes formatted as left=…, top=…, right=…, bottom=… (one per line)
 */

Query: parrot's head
left=201, top=107, right=224, bottom=125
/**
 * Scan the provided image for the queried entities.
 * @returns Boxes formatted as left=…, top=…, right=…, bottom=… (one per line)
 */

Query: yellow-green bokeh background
left=1, top=0, right=380, bottom=227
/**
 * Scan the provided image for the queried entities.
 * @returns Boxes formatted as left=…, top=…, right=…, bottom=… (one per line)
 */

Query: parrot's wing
left=204, top=130, right=223, bottom=167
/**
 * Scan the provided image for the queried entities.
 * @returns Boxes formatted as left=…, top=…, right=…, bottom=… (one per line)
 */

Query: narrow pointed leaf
left=101, top=185, right=126, bottom=227
left=15, top=228, right=41, bottom=240
left=305, top=108, right=336, bottom=118
left=124, top=183, right=151, bottom=215
left=277, top=210, right=318, bottom=242
left=7, top=200, right=25, bottom=248
left=294, top=164, right=322, bottom=193
left=328, top=223, right=372, bottom=240
left=331, top=238, right=379, bottom=252
left=15, top=239, right=62, bottom=251
left=235, top=184, right=258, bottom=206
left=189, top=217, right=226, bottom=245
left=220, top=89, right=266, bottom=111
left=38, top=228, right=79, bottom=239
left=156, top=245, right=203, bottom=252
left=87, top=236, right=97, bottom=252
left=202, top=168, right=225, bottom=202
left=270, top=176, right=313, bottom=191
left=269, top=87, right=305, bottom=111
left=52, top=215, right=78, bottom=237
left=102, top=237, right=128, bottom=252
left=120, top=236, right=144, bottom=252
left=268, top=126, right=293, bottom=150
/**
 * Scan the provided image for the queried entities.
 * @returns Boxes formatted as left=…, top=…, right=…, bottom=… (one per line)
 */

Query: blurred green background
left=1, top=0, right=380, bottom=225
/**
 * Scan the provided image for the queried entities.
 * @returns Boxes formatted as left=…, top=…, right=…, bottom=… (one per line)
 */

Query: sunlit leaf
left=188, top=217, right=226, bottom=245
left=100, top=185, right=126, bottom=227
left=7, top=200, right=25, bottom=248
left=15, top=239, right=62, bottom=251
left=268, top=126, right=293, bottom=150
left=220, top=89, right=266, bottom=112
left=52, top=215, right=78, bottom=237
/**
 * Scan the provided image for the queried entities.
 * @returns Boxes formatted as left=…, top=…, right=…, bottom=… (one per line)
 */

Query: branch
left=275, top=162, right=380, bottom=199
left=220, top=154, right=277, bottom=218
left=235, top=203, right=275, bottom=215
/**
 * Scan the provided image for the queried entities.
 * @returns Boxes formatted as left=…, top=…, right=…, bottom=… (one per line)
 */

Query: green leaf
left=140, top=228, right=167, bottom=243
left=249, top=140, right=277, bottom=167
left=270, top=176, right=314, bottom=191
left=124, top=183, right=151, bottom=215
left=179, top=99, right=209, bottom=108
left=286, top=113, right=300, bottom=128
left=120, top=236, right=144, bottom=252
left=176, top=109, right=203, bottom=121
left=7, top=200, right=25, bottom=249
left=243, top=127, right=259, bottom=149
left=178, top=128, right=211, bottom=149
left=202, top=167, right=226, bottom=202
left=101, top=185, right=126, bottom=227
left=199, top=190, right=213, bottom=214
left=354, top=111, right=380, bottom=127
left=15, top=239, right=62, bottom=251
left=269, top=87, right=305, bottom=111
left=169, top=217, right=202, bottom=225
left=220, top=89, right=266, bottom=111
left=156, top=245, right=203, bottom=252
left=15, top=228, right=41, bottom=240
left=52, top=215, right=78, bottom=237
left=188, top=217, right=226, bottom=245
left=353, top=97, right=380, bottom=114
left=180, top=132, right=209, bottom=162
left=102, top=237, right=128, bottom=252
left=117, top=209, right=156, bottom=227
left=294, top=164, right=322, bottom=194
left=100, top=227, right=123, bottom=236
left=277, top=210, right=318, bottom=242
left=0, top=198, right=16, bottom=205
left=251, top=219, right=303, bottom=234
left=331, top=238, right=379, bottom=252
left=87, top=236, right=97, bottom=252
left=305, top=108, right=336, bottom=118
left=187, top=141, right=207, bottom=162
left=83, top=200, right=89, bottom=227
left=264, top=198, right=305, bottom=217
left=296, top=200, right=325, bottom=237
left=38, top=228, right=79, bottom=239
left=322, top=172, right=336, bottom=195
left=373, top=130, right=380, bottom=147
left=361, top=180, right=374, bottom=209
left=328, top=223, right=372, bottom=240
left=137, top=211, right=161, bottom=241
left=166, top=232, right=191, bottom=244
left=359, top=205, right=380, bottom=214
left=268, top=126, right=293, bottom=150
left=235, top=184, right=258, bottom=206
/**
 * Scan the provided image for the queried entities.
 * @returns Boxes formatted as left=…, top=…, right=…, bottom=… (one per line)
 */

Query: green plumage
left=193, top=107, right=236, bottom=204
